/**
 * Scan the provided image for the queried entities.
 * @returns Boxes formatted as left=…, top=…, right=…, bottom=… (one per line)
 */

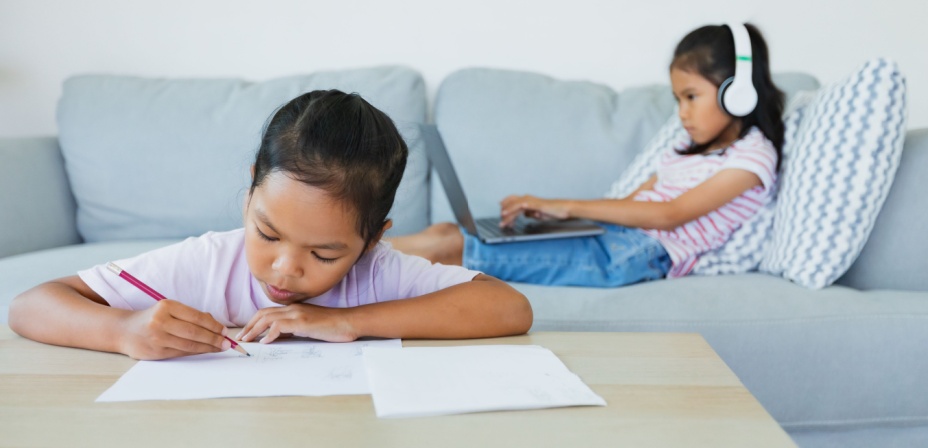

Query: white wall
left=1, top=0, right=925, bottom=137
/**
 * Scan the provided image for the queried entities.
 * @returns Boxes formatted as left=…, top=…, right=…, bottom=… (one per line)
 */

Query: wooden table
left=0, top=326, right=794, bottom=447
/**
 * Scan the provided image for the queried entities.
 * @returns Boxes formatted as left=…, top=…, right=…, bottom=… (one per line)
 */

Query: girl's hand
left=499, top=195, right=571, bottom=228
left=236, top=304, right=358, bottom=344
left=119, top=299, right=230, bottom=360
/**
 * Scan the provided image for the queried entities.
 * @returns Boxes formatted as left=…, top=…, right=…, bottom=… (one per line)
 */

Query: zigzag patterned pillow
left=759, top=58, right=907, bottom=289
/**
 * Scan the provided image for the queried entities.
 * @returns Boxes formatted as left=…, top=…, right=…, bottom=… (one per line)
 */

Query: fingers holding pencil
left=106, top=262, right=250, bottom=359
left=121, top=300, right=232, bottom=360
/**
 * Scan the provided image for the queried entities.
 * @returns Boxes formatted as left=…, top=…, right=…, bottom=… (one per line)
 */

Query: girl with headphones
left=391, top=23, right=786, bottom=287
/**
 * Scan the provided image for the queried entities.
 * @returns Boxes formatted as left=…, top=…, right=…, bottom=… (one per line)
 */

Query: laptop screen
left=420, top=124, right=481, bottom=236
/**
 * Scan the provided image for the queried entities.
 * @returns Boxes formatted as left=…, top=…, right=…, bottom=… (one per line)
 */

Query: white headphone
left=717, top=23, right=758, bottom=117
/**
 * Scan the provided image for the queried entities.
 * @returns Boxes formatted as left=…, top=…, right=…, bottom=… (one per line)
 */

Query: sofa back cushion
left=58, top=66, right=429, bottom=243
left=431, top=68, right=819, bottom=225
left=836, top=128, right=928, bottom=291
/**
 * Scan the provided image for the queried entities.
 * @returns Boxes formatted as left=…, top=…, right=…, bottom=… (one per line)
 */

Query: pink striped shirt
left=634, top=127, right=777, bottom=278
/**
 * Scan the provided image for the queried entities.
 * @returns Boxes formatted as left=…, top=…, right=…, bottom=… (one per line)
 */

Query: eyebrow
left=254, top=209, right=350, bottom=251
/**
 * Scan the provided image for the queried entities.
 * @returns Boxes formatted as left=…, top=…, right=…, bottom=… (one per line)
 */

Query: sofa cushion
left=760, top=58, right=907, bottom=289
left=519, top=273, right=928, bottom=431
left=430, top=68, right=818, bottom=230
left=837, top=128, right=928, bottom=291
left=430, top=68, right=674, bottom=224
left=789, top=426, right=928, bottom=448
left=0, top=137, right=81, bottom=259
left=57, top=66, right=429, bottom=243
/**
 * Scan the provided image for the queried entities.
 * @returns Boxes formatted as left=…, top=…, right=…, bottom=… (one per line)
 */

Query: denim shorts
left=462, top=224, right=671, bottom=287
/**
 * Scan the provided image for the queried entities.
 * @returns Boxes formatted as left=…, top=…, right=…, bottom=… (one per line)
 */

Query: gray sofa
left=1, top=66, right=926, bottom=447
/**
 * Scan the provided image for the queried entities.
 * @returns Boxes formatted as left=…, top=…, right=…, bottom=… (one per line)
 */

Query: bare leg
left=386, top=222, right=464, bottom=266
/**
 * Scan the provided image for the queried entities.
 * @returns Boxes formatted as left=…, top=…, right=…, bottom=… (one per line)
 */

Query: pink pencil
left=106, top=262, right=250, bottom=356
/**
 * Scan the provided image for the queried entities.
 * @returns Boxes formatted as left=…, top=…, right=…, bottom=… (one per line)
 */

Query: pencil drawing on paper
left=326, top=366, right=353, bottom=381
left=301, top=346, right=322, bottom=358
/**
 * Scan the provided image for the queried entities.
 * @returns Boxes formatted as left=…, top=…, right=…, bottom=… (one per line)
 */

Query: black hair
left=670, top=23, right=786, bottom=171
left=249, top=89, right=407, bottom=249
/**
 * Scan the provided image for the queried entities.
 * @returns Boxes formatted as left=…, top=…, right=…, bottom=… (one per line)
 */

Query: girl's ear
left=366, top=220, right=394, bottom=251
left=250, top=164, right=256, bottom=180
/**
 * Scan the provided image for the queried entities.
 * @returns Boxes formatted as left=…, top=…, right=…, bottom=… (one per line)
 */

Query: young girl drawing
left=9, top=90, right=532, bottom=360
left=390, top=23, right=785, bottom=287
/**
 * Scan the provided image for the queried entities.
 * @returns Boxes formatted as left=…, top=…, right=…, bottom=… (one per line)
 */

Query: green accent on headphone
left=737, top=55, right=752, bottom=61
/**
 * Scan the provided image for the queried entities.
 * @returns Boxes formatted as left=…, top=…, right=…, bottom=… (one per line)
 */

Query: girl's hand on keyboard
left=499, top=195, right=570, bottom=228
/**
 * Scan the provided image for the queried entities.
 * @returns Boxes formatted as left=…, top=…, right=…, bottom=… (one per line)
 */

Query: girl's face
left=244, top=171, right=373, bottom=305
left=670, top=67, right=741, bottom=151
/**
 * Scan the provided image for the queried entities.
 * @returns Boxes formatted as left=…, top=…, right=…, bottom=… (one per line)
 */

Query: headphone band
left=728, top=23, right=753, bottom=83
left=719, top=23, right=758, bottom=117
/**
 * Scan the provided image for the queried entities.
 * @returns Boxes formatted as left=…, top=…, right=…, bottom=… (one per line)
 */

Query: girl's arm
left=9, top=276, right=230, bottom=360
left=236, top=274, right=532, bottom=343
left=626, top=174, right=658, bottom=199
left=500, top=169, right=762, bottom=230
left=505, top=175, right=657, bottom=224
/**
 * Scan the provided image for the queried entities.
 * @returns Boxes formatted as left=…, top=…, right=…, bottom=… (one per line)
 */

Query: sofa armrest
left=0, top=136, right=81, bottom=259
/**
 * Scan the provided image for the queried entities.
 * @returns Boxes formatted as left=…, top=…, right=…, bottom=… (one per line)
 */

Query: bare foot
left=387, top=222, right=464, bottom=265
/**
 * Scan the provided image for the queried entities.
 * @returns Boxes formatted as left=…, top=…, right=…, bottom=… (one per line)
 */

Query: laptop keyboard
left=476, top=217, right=527, bottom=238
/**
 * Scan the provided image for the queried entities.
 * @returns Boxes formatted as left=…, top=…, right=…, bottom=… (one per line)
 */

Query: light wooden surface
left=0, top=326, right=795, bottom=447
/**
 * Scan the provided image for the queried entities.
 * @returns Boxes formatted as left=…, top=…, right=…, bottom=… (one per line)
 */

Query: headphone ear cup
left=717, top=77, right=734, bottom=114
left=717, top=75, right=757, bottom=117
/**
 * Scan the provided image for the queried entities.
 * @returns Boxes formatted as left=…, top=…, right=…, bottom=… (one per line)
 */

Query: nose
left=272, top=250, right=303, bottom=278
left=678, top=103, right=689, bottom=121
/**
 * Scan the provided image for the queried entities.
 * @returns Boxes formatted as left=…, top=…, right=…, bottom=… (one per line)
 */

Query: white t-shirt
left=633, top=126, right=778, bottom=277
left=79, top=228, right=481, bottom=327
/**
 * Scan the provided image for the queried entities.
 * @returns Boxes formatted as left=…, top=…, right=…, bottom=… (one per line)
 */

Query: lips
left=265, top=283, right=297, bottom=301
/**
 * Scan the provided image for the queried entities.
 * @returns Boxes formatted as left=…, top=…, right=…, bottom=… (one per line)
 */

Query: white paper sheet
left=96, top=339, right=401, bottom=402
left=362, top=345, right=606, bottom=418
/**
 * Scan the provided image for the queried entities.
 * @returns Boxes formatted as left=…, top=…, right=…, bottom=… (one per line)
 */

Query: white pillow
left=759, top=58, right=907, bottom=289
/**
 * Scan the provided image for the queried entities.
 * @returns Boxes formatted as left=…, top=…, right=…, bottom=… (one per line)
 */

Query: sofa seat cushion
left=520, top=274, right=928, bottom=431
left=0, top=240, right=180, bottom=323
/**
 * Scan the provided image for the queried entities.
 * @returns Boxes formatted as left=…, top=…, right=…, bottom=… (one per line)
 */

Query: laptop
left=420, top=125, right=606, bottom=244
